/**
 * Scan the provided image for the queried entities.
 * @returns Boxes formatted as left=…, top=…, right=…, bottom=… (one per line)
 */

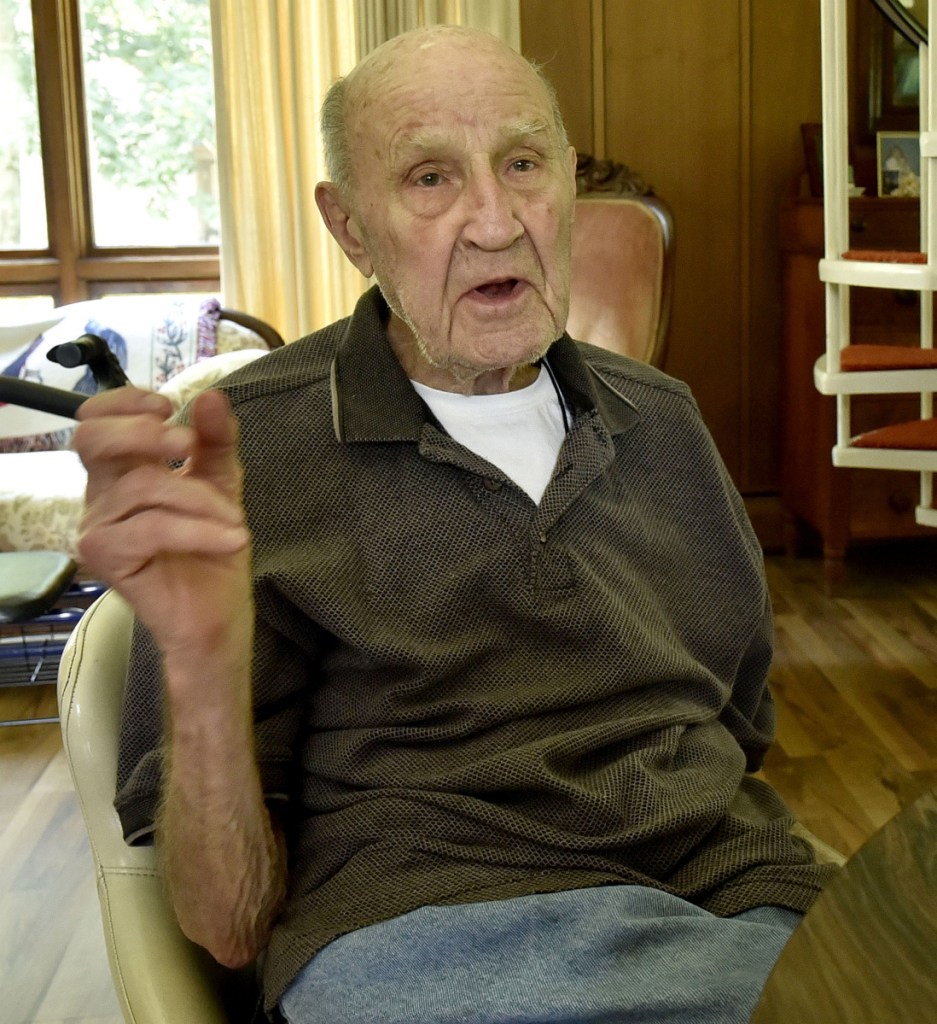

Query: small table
left=751, top=787, right=937, bottom=1022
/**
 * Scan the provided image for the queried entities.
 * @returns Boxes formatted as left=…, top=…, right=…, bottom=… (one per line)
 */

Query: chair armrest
left=58, top=591, right=258, bottom=1023
left=100, top=867, right=235, bottom=1024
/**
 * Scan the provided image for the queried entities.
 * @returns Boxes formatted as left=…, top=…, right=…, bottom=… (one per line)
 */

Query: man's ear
left=315, top=182, right=374, bottom=278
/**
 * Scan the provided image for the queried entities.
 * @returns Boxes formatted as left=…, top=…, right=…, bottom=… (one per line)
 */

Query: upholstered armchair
left=567, top=154, right=675, bottom=368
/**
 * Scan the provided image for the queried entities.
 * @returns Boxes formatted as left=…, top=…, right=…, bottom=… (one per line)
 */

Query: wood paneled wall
left=521, top=0, right=826, bottom=532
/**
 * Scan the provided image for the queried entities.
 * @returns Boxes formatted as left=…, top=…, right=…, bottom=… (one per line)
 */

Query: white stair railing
left=818, top=0, right=937, bottom=528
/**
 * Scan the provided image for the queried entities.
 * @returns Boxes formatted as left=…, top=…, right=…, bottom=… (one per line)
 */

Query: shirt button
left=483, top=478, right=502, bottom=492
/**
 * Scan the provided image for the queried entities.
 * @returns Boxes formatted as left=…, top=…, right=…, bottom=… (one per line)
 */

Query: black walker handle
left=0, top=331, right=130, bottom=421
left=0, top=377, right=86, bottom=419
left=47, top=332, right=130, bottom=390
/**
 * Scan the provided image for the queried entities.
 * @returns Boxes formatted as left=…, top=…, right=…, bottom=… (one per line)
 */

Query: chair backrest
left=58, top=590, right=255, bottom=1023
left=566, top=156, right=674, bottom=368
left=218, top=307, right=284, bottom=350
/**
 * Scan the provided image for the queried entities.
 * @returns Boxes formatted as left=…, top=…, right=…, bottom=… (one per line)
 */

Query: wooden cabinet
left=779, top=195, right=933, bottom=584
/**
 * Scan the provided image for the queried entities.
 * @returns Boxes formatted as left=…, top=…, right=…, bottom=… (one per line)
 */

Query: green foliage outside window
left=0, top=0, right=218, bottom=249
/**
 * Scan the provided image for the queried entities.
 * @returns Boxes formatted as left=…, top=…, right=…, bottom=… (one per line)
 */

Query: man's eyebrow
left=499, top=118, right=553, bottom=142
left=391, top=118, right=556, bottom=162
left=391, top=130, right=453, bottom=158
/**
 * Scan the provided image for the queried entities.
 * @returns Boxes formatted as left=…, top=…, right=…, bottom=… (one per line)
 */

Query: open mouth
left=471, top=278, right=521, bottom=300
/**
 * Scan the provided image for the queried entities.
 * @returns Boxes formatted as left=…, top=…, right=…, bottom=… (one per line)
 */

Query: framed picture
left=877, top=131, right=921, bottom=196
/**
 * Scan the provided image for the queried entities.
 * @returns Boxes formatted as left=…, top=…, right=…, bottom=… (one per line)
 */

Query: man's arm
left=158, top=637, right=287, bottom=966
left=75, top=386, right=286, bottom=966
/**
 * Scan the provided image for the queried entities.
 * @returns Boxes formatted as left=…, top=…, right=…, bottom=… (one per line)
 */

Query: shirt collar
left=331, top=286, right=639, bottom=442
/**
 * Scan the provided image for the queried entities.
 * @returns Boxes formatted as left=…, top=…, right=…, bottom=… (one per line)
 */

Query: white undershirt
left=411, top=365, right=567, bottom=504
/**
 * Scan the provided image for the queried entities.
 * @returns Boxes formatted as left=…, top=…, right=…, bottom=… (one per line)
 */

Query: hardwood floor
left=0, top=686, right=122, bottom=1024
left=760, top=541, right=937, bottom=858
left=1, top=542, right=935, bottom=1023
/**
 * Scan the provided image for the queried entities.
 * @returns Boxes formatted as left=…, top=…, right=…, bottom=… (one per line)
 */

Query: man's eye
left=512, top=159, right=536, bottom=172
left=417, top=171, right=443, bottom=187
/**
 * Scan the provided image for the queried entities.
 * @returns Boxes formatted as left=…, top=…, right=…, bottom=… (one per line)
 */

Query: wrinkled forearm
left=157, top=650, right=287, bottom=968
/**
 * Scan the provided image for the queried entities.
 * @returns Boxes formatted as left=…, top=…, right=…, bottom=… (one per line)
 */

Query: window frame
left=0, top=0, right=220, bottom=307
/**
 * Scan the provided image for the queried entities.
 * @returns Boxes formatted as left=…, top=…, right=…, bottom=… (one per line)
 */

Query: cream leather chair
left=57, top=589, right=259, bottom=1023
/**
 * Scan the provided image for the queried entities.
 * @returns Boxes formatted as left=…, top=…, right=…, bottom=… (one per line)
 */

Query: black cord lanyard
left=541, top=358, right=570, bottom=435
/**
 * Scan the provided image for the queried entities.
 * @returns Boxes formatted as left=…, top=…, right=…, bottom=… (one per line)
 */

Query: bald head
left=321, top=26, right=568, bottom=194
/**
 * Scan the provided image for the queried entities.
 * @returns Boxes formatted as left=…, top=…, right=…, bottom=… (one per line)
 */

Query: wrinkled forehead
left=345, top=32, right=559, bottom=169
left=350, top=29, right=542, bottom=103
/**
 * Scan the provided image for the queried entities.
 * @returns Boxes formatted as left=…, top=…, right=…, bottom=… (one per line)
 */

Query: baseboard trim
left=744, top=494, right=783, bottom=553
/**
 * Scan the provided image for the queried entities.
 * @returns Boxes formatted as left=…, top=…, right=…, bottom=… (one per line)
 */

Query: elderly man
left=75, top=25, right=834, bottom=1024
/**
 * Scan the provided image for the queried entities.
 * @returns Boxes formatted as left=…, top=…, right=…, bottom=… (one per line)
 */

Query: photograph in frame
left=877, top=131, right=921, bottom=196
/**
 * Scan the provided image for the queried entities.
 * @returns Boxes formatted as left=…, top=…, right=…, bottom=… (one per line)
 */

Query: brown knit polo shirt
left=115, top=287, right=835, bottom=1012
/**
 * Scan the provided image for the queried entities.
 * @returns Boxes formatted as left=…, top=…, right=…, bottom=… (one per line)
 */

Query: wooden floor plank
left=771, top=613, right=934, bottom=772
left=758, top=752, right=876, bottom=854
left=769, top=630, right=868, bottom=754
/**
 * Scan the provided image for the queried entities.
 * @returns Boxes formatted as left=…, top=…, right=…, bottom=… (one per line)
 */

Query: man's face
left=337, top=36, right=577, bottom=387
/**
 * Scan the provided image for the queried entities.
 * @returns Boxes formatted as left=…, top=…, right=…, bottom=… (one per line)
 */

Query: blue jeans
left=279, top=884, right=801, bottom=1024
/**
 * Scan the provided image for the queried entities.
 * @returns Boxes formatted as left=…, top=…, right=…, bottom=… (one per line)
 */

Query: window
left=0, top=0, right=220, bottom=313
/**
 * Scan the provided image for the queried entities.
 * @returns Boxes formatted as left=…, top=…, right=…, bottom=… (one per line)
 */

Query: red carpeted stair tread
left=841, top=249, right=928, bottom=263
left=840, top=345, right=937, bottom=371
left=852, top=418, right=937, bottom=450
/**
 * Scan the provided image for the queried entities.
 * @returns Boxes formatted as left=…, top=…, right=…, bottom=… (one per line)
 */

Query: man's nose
left=460, top=167, right=524, bottom=250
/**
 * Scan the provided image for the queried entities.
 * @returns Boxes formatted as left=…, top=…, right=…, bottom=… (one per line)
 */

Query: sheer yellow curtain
left=356, top=0, right=520, bottom=54
left=210, top=2, right=365, bottom=340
